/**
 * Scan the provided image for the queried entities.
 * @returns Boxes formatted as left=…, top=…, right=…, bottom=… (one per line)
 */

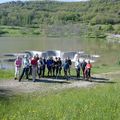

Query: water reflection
left=1, top=37, right=120, bottom=54
left=0, top=37, right=84, bottom=54
left=0, top=60, right=14, bottom=69
left=0, top=36, right=120, bottom=69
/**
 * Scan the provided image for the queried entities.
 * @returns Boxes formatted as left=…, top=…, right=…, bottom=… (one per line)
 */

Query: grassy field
left=0, top=64, right=120, bottom=120
left=0, top=69, right=14, bottom=79
left=0, top=78, right=120, bottom=120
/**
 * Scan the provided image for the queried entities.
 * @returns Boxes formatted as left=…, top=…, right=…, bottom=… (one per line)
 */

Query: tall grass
left=0, top=63, right=120, bottom=119
left=92, top=64, right=120, bottom=74
left=0, top=79, right=120, bottom=120
left=0, top=69, right=14, bottom=80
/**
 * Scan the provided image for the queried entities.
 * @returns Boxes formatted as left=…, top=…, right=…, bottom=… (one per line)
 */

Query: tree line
left=0, top=0, right=120, bottom=27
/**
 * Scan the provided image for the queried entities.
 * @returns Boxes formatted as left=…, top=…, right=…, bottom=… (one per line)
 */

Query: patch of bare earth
left=0, top=71, right=120, bottom=95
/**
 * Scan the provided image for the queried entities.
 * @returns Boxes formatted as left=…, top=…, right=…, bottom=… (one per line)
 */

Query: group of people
left=14, top=54, right=92, bottom=82
left=75, top=59, right=92, bottom=80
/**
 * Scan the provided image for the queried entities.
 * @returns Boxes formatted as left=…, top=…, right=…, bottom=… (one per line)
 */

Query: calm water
left=0, top=36, right=85, bottom=69
left=0, top=36, right=112, bottom=53
left=0, top=36, right=120, bottom=68
left=0, top=36, right=86, bottom=54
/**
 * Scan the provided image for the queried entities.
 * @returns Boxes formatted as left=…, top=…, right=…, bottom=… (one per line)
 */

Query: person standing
left=81, top=59, right=87, bottom=79
left=47, top=57, right=53, bottom=77
left=85, top=60, right=92, bottom=81
left=54, top=57, right=59, bottom=78
left=19, top=55, right=30, bottom=82
left=42, top=57, right=46, bottom=78
left=63, top=59, right=69, bottom=80
left=37, top=57, right=44, bottom=78
left=58, top=57, right=62, bottom=76
left=31, top=55, right=38, bottom=82
left=14, top=56, right=22, bottom=80
left=67, top=57, right=72, bottom=77
left=75, top=58, right=81, bottom=79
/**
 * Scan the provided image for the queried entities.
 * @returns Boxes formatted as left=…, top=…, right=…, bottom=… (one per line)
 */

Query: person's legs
left=78, top=68, right=80, bottom=78
left=47, top=66, right=50, bottom=77
left=37, top=67, right=40, bottom=78
left=64, top=69, right=68, bottom=80
left=58, top=67, right=62, bottom=76
left=76, top=68, right=80, bottom=78
left=29, top=65, right=32, bottom=75
left=19, top=68, right=25, bottom=82
left=76, top=68, right=78, bottom=77
left=82, top=68, right=86, bottom=79
left=56, top=66, right=59, bottom=78
left=17, top=67, right=21, bottom=79
left=32, top=67, right=37, bottom=82
left=14, top=67, right=18, bottom=79
left=42, top=66, right=45, bottom=77
left=68, top=67, right=71, bottom=76
left=86, top=69, right=90, bottom=80
left=40, top=67, right=43, bottom=77
left=25, top=68, right=29, bottom=79
left=88, top=69, right=91, bottom=81
left=52, top=66, right=55, bottom=77
left=49, top=66, right=52, bottom=76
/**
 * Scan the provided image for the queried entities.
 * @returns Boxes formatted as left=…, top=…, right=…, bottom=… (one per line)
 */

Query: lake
left=0, top=36, right=120, bottom=69
left=0, top=36, right=86, bottom=54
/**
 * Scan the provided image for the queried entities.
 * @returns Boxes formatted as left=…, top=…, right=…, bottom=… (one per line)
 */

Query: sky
left=0, top=0, right=89, bottom=4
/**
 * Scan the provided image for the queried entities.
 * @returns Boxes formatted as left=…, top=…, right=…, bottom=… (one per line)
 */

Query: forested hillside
left=0, top=0, right=120, bottom=26
left=0, top=0, right=120, bottom=36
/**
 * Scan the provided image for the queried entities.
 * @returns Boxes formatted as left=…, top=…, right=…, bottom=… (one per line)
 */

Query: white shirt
left=75, top=60, right=81, bottom=69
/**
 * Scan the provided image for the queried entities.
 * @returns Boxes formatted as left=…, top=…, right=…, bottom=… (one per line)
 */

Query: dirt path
left=0, top=71, right=120, bottom=95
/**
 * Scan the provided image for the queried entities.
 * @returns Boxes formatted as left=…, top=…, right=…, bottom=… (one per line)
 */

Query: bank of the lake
left=0, top=24, right=117, bottom=38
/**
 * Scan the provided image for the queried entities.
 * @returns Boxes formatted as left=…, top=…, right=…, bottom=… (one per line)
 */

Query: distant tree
left=106, top=24, right=114, bottom=31
left=0, top=16, right=7, bottom=25
left=0, top=0, right=120, bottom=26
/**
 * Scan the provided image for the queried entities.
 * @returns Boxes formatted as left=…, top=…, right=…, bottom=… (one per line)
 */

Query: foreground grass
left=0, top=78, right=120, bottom=120
left=0, top=64, right=120, bottom=120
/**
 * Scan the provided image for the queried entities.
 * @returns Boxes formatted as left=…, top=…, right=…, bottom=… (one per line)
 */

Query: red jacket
left=31, top=58, right=37, bottom=66
left=86, top=63, right=92, bottom=69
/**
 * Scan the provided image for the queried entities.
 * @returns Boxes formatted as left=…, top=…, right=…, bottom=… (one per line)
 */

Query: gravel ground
left=0, top=71, right=120, bottom=95
left=0, top=78, right=94, bottom=95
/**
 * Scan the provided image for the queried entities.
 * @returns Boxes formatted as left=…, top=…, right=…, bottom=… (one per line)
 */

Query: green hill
left=0, top=0, right=120, bottom=36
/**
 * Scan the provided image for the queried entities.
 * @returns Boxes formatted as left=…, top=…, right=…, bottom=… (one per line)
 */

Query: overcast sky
left=0, top=0, right=89, bottom=4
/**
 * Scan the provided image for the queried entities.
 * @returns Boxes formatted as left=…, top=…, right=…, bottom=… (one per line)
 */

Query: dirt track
left=0, top=71, right=120, bottom=95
